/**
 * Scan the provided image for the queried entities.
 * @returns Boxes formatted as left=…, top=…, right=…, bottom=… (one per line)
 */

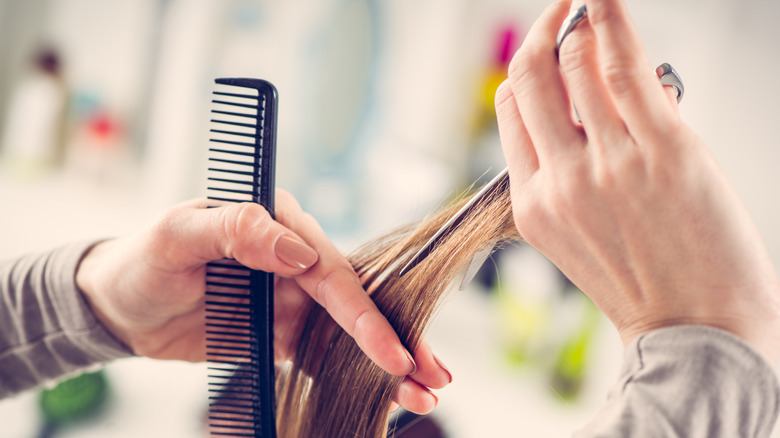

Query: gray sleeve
left=0, top=241, right=134, bottom=399
left=576, top=325, right=780, bottom=438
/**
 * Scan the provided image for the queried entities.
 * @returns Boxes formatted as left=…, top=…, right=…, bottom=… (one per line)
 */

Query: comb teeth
left=208, top=84, right=265, bottom=205
left=207, top=79, right=278, bottom=438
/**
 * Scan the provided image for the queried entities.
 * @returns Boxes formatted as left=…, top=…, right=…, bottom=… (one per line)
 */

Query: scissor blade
left=398, top=168, right=509, bottom=277
left=459, top=244, right=495, bottom=290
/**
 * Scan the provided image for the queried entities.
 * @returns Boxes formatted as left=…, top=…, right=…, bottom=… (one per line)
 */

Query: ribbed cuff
left=576, top=325, right=780, bottom=437
left=0, top=241, right=133, bottom=398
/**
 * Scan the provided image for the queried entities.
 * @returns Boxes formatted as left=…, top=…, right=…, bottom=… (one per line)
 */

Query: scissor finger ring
left=555, top=5, right=684, bottom=103
left=556, top=5, right=588, bottom=54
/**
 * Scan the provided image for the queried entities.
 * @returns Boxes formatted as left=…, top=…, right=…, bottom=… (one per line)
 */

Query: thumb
left=156, top=199, right=319, bottom=275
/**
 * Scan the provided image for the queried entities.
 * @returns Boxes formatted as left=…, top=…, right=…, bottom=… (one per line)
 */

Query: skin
left=76, top=190, right=449, bottom=415
left=73, top=0, right=780, bottom=421
left=496, top=0, right=780, bottom=364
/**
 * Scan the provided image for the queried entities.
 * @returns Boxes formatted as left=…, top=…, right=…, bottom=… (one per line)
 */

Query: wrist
left=76, top=239, right=137, bottom=352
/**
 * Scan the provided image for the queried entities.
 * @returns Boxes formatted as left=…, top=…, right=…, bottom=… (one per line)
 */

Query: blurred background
left=1, top=0, right=779, bottom=436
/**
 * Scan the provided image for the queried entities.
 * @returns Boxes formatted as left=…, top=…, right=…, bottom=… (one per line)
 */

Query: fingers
left=295, top=261, right=417, bottom=376
left=506, top=0, right=583, bottom=164
left=584, top=0, right=675, bottom=138
left=273, top=190, right=417, bottom=377
left=392, top=377, right=438, bottom=415
left=495, top=80, right=538, bottom=184
left=556, top=1, right=626, bottom=148
left=163, top=194, right=418, bottom=377
left=502, top=0, right=682, bottom=162
left=390, top=340, right=452, bottom=414
left=159, top=198, right=319, bottom=277
left=411, top=339, right=452, bottom=390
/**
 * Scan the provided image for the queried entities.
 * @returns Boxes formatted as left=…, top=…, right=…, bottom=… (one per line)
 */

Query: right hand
left=495, top=0, right=780, bottom=364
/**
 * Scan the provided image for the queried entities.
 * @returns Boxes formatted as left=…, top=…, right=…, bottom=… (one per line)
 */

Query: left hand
left=76, top=191, right=449, bottom=414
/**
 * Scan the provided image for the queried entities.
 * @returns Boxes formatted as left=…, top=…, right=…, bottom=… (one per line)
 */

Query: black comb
left=205, top=78, right=278, bottom=438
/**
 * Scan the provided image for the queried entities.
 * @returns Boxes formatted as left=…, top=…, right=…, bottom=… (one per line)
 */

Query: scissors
left=398, top=5, right=685, bottom=285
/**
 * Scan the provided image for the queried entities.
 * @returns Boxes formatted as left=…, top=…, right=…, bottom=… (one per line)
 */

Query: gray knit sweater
left=1, top=242, right=778, bottom=436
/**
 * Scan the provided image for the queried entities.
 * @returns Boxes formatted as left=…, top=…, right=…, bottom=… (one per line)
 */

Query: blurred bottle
left=37, top=369, right=111, bottom=438
left=548, top=287, right=600, bottom=402
left=0, top=45, right=68, bottom=178
left=494, top=244, right=599, bottom=403
left=66, top=95, right=128, bottom=184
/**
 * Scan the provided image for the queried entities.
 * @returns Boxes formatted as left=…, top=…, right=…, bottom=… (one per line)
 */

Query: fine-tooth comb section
left=206, top=78, right=278, bottom=438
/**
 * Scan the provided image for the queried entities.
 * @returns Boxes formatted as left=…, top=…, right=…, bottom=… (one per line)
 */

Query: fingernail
left=275, top=235, right=318, bottom=269
left=434, top=354, right=453, bottom=383
left=427, top=389, right=439, bottom=407
left=405, top=350, right=418, bottom=375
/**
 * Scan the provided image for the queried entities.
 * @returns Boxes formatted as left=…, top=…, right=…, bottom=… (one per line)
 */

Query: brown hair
left=275, top=182, right=520, bottom=437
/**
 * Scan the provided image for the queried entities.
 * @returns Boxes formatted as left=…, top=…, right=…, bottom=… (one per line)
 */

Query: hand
left=495, top=0, right=780, bottom=364
left=76, top=190, right=450, bottom=414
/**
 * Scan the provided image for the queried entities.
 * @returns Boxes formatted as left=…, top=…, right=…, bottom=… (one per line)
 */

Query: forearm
left=0, top=241, right=133, bottom=399
left=576, top=326, right=780, bottom=438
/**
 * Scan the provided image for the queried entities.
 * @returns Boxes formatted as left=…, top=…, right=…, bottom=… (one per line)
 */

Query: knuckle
left=278, top=208, right=316, bottom=235
left=507, top=46, right=544, bottom=100
left=223, top=203, right=272, bottom=256
left=601, top=61, right=644, bottom=100
left=314, top=270, right=339, bottom=307
left=148, top=205, right=186, bottom=246
left=494, top=80, right=514, bottom=109
left=585, top=0, right=623, bottom=32
left=351, top=308, right=371, bottom=340
left=494, top=83, right=518, bottom=123
left=275, top=188, right=299, bottom=210
left=274, top=189, right=309, bottom=228
left=557, top=34, right=595, bottom=78
left=313, top=268, right=364, bottom=329
left=507, top=48, right=533, bottom=86
left=143, top=204, right=193, bottom=263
